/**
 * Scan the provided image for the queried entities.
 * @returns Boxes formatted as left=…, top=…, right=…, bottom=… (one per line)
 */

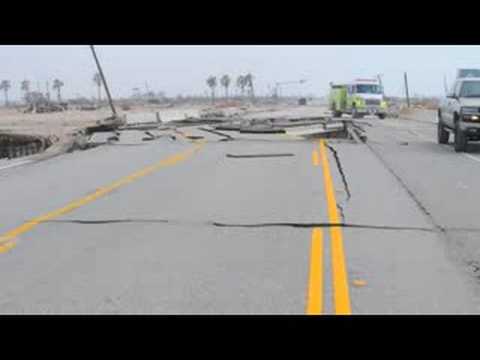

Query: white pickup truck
left=438, top=77, right=480, bottom=152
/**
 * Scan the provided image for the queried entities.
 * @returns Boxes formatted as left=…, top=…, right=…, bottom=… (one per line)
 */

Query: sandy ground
left=0, top=102, right=292, bottom=140
left=0, top=107, right=110, bottom=141
left=0, top=104, right=209, bottom=142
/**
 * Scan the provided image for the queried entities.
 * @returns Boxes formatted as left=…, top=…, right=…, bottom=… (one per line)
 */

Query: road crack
left=325, top=143, right=351, bottom=201
left=324, top=142, right=351, bottom=223
left=46, top=218, right=436, bottom=232
left=365, top=141, right=441, bottom=233
left=226, top=153, right=294, bottom=159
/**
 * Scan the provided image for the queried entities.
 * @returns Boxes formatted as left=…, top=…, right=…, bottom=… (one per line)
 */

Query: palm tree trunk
left=4, top=89, right=8, bottom=107
left=57, top=88, right=61, bottom=102
left=98, top=85, right=101, bottom=104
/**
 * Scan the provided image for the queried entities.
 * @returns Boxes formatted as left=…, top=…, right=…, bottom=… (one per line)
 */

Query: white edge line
left=463, top=153, right=480, bottom=163
left=396, top=120, right=480, bottom=163
left=0, top=160, right=33, bottom=171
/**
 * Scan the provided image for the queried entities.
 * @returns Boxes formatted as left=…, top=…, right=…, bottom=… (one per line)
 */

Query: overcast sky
left=1, top=45, right=480, bottom=100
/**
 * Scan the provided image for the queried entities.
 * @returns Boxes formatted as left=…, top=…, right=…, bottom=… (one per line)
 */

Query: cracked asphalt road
left=1, top=106, right=480, bottom=314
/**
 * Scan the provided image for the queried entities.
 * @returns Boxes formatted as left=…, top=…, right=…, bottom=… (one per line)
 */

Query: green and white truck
left=328, top=78, right=388, bottom=119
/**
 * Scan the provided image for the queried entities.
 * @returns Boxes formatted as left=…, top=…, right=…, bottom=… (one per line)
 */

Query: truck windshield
left=458, top=69, right=480, bottom=78
left=355, top=84, right=382, bottom=94
left=460, top=81, right=480, bottom=97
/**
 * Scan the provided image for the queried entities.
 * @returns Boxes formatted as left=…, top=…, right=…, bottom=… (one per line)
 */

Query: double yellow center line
left=307, top=139, right=352, bottom=315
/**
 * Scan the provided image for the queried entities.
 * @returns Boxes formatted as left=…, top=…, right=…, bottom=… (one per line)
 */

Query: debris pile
left=23, top=101, right=68, bottom=114
left=208, top=114, right=364, bottom=140
left=144, top=111, right=367, bottom=142
left=79, top=105, right=99, bottom=111
left=200, top=109, right=226, bottom=118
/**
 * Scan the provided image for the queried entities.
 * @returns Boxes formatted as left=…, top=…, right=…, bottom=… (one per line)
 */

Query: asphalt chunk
left=198, top=127, right=235, bottom=141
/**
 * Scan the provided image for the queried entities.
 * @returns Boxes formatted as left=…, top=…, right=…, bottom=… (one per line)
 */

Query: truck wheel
left=377, top=113, right=386, bottom=119
left=352, top=107, right=360, bottom=119
left=454, top=125, right=467, bottom=152
left=331, top=104, right=342, bottom=118
left=437, top=118, right=449, bottom=144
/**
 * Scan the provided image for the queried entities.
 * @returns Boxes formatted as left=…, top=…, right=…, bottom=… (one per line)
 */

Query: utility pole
left=46, top=81, right=50, bottom=103
left=444, top=75, right=449, bottom=95
left=89, top=45, right=117, bottom=116
left=404, top=72, right=410, bottom=108
left=377, top=74, right=383, bottom=90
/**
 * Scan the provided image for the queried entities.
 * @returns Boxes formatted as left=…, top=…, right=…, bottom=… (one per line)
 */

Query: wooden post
left=90, top=45, right=117, bottom=116
left=404, top=72, right=410, bottom=108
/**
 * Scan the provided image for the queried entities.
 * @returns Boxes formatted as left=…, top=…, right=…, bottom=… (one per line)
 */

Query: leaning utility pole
left=404, top=72, right=410, bottom=108
left=90, top=45, right=117, bottom=116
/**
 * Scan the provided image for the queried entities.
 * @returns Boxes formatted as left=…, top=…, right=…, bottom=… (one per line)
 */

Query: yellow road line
left=306, top=228, right=323, bottom=314
left=0, top=143, right=204, bottom=254
left=319, top=139, right=352, bottom=315
left=312, top=149, right=320, bottom=166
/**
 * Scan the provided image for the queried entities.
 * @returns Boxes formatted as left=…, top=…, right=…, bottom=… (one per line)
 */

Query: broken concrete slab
left=84, top=115, right=127, bottom=135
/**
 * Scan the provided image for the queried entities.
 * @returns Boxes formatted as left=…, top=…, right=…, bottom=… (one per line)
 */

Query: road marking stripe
left=319, top=139, right=352, bottom=315
left=402, top=129, right=480, bottom=163
left=312, top=149, right=320, bottom=166
left=463, top=153, right=480, bottom=163
left=0, top=143, right=204, bottom=253
left=306, top=228, right=323, bottom=314
left=0, top=160, right=32, bottom=171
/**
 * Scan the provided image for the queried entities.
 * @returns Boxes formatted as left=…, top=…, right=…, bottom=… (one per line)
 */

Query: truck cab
left=329, top=78, right=388, bottom=119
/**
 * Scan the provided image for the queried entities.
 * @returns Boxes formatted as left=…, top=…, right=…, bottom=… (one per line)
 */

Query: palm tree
left=206, top=76, right=217, bottom=103
left=236, top=75, right=246, bottom=97
left=21, top=80, right=30, bottom=103
left=93, top=72, right=102, bottom=104
left=244, top=73, right=255, bottom=99
left=220, top=75, right=231, bottom=99
left=52, top=79, right=64, bottom=102
left=0, top=80, right=11, bottom=107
